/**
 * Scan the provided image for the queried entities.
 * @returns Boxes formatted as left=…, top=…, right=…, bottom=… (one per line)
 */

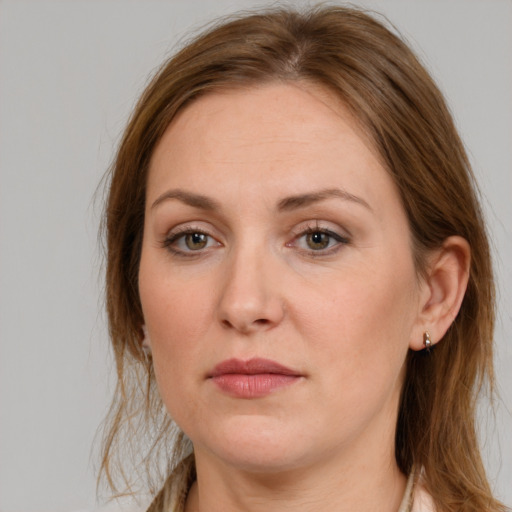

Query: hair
left=99, top=5, right=506, bottom=512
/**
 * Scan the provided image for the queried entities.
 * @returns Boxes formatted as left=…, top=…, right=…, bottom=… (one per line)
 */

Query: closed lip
left=209, top=357, right=302, bottom=377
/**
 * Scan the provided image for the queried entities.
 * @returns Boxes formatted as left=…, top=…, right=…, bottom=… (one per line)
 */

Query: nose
left=216, top=246, right=285, bottom=334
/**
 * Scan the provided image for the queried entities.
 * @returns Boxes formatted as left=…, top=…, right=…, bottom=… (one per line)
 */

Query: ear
left=410, top=236, right=470, bottom=351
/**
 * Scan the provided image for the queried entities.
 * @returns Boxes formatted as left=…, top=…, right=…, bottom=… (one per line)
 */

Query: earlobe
left=410, top=236, right=470, bottom=351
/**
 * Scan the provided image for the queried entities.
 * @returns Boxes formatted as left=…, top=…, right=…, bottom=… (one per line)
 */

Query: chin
left=191, top=414, right=322, bottom=474
left=213, top=445, right=309, bottom=475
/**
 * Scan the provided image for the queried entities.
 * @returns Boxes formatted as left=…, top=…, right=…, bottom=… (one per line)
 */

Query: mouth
left=208, top=358, right=303, bottom=398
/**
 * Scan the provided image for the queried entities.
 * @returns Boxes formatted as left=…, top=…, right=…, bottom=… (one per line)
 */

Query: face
left=139, top=82, right=423, bottom=474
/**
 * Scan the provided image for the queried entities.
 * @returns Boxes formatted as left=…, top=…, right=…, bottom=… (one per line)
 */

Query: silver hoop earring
left=423, top=331, right=432, bottom=350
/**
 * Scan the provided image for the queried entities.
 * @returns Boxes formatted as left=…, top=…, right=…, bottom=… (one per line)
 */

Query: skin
left=138, top=82, right=470, bottom=512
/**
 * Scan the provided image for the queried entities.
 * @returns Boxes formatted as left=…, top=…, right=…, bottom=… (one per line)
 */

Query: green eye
left=306, top=231, right=331, bottom=250
left=185, top=232, right=208, bottom=250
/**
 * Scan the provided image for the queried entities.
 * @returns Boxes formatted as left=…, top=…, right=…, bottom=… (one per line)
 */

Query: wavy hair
left=99, top=5, right=505, bottom=511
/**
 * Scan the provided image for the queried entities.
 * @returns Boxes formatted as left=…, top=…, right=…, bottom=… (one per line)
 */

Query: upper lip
left=209, top=358, right=301, bottom=377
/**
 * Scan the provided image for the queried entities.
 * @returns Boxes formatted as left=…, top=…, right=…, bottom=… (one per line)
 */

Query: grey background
left=0, top=0, right=510, bottom=510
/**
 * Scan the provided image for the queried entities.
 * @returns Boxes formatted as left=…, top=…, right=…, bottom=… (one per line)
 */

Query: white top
left=412, top=482, right=436, bottom=512
left=399, top=471, right=435, bottom=512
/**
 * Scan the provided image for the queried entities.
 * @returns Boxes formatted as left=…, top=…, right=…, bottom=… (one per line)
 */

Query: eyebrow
left=277, top=188, right=372, bottom=212
left=151, top=189, right=220, bottom=211
left=150, top=187, right=372, bottom=213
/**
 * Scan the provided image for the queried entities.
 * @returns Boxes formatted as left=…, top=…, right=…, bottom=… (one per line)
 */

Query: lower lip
left=211, top=373, right=300, bottom=398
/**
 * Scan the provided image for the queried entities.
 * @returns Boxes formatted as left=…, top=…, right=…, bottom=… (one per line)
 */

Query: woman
left=99, top=5, right=507, bottom=512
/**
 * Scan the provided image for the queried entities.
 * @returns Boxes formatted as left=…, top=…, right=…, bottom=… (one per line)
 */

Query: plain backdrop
left=0, top=1, right=511, bottom=510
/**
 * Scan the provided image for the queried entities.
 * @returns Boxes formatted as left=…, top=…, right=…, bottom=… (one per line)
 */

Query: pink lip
left=209, top=358, right=302, bottom=398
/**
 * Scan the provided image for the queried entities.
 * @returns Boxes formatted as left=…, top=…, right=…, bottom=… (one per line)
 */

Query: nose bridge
left=217, top=235, right=283, bottom=333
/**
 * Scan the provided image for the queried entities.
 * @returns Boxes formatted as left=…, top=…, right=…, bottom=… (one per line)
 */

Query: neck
left=185, top=442, right=407, bottom=512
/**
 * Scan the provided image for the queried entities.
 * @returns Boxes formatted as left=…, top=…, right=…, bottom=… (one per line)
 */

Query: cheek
left=139, top=246, right=214, bottom=339
left=138, top=255, right=214, bottom=407
left=295, top=257, right=418, bottom=391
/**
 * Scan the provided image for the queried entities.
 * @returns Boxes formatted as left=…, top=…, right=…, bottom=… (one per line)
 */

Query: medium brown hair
left=100, top=5, right=505, bottom=511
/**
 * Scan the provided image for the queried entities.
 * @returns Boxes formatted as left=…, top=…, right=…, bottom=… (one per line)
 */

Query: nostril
left=220, top=317, right=270, bottom=332
left=221, top=319, right=233, bottom=329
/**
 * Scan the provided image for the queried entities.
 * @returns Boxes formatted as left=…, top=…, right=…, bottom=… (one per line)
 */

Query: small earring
left=423, top=330, right=432, bottom=351
left=142, top=325, right=152, bottom=360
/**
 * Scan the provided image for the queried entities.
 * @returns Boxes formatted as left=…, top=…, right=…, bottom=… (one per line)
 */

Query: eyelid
left=290, top=220, right=351, bottom=240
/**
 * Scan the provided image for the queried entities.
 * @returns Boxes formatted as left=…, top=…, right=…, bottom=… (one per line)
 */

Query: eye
left=162, top=228, right=220, bottom=255
left=292, top=226, right=349, bottom=254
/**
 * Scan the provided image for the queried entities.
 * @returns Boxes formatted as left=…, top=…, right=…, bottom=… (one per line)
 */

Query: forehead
left=153, top=82, right=374, bottom=153
left=147, top=82, right=397, bottom=213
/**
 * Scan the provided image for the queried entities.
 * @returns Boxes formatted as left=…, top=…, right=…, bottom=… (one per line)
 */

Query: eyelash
left=161, top=224, right=350, bottom=258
